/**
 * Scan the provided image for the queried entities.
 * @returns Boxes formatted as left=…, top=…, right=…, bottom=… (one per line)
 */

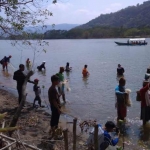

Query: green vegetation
left=78, top=1, right=150, bottom=29
left=9, top=26, right=150, bottom=39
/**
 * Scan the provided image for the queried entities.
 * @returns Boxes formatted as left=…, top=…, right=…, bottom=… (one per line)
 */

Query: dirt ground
left=0, top=88, right=87, bottom=150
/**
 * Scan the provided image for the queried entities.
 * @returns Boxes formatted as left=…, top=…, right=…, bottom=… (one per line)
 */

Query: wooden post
left=73, top=118, right=77, bottom=150
left=94, top=124, right=98, bottom=150
left=63, top=129, right=68, bottom=150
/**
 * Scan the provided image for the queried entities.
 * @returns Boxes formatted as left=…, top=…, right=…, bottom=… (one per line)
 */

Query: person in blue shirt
left=115, top=78, right=127, bottom=121
left=87, top=121, right=119, bottom=150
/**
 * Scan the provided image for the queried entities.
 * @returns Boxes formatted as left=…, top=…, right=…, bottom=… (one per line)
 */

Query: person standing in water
left=56, top=67, right=66, bottom=103
left=115, top=78, right=127, bottom=121
left=140, top=82, right=150, bottom=125
left=65, top=62, right=72, bottom=72
left=37, top=61, right=46, bottom=71
left=1, top=55, right=12, bottom=71
left=82, top=65, right=89, bottom=77
left=117, top=64, right=125, bottom=76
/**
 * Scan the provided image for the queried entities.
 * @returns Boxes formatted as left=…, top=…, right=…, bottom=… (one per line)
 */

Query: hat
left=34, top=79, right=39, bottom=82
left=43, top=61, right=46, bottom=63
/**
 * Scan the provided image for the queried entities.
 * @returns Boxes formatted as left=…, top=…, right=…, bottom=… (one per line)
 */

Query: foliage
left=77, top=1, right=150, bottom=29
left=7, top=26, right=150, bottom=39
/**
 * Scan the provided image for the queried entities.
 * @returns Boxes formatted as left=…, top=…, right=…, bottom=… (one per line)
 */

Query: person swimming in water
left=65, top=62, right=72, bottom=72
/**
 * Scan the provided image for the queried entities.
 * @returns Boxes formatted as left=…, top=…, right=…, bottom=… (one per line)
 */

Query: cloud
left=102, top=3, right=122, bottom=14
left=47, top=2, right=73, bottom=11
left=110, top=3, right=122, bottom=7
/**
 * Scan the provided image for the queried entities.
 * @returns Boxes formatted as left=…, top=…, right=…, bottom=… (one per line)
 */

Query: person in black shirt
left=65, top=62, right=72, bottom=72
left=117, top=64, right=125, bottom=76
left=13, top=64, right=34, bottom=104
left=1, top=55, right=12, bottom=71
left=37, top=61, right=46, bottom=71
left=48, top=75, right=61, bottom=134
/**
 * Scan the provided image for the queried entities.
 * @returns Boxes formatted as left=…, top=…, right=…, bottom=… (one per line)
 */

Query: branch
left=0, top=0, right=34, bottom=6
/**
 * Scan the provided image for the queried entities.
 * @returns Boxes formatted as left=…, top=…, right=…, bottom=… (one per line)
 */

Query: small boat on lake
left=115, top=38, right=148, bottom=46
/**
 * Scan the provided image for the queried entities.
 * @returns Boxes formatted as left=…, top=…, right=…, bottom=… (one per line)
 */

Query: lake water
left=1, top=39, right=150, bottom=149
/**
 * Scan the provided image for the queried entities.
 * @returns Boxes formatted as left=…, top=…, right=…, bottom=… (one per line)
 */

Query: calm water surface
left=1, top=39, right=150, bottom=149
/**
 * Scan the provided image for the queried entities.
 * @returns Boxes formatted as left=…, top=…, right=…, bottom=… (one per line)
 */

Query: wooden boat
left=115, top=38, right=148, bottom=46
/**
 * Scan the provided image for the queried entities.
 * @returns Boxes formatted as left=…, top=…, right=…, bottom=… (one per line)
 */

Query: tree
left=0, top=0, right=57, bottom=135
left=0, top=0, right=56, bottom=36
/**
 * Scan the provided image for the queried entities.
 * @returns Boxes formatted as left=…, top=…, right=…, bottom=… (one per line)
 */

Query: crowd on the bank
left=1, top=55, right=150, bottom=149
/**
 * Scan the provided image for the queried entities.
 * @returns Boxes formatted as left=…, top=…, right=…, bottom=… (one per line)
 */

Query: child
left=33, top=79, right=42, bottom=107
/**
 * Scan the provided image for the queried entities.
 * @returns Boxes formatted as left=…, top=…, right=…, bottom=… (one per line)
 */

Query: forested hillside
left=77, top=1, right=150, bottom=29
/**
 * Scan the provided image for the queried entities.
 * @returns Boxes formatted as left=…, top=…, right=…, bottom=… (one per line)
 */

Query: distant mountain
left=77, top=1, right=150, bottom=29
left=24, top=24, right=79, bottom=33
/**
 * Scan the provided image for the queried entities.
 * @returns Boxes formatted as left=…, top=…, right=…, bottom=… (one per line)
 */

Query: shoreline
left=0, top=86, right=87, bottom=149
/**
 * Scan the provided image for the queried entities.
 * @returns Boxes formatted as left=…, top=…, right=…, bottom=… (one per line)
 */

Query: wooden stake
left=73, top=118, right=77, bottom=150
left=63, top=129, right=68, bottom=150
left=94, top=124, right=98, bottom=150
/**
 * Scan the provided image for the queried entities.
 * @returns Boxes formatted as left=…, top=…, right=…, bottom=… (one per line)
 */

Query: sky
left=46, top=0, right=147, bottom=25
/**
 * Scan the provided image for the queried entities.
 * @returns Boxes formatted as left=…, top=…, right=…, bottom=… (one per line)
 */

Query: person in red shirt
left=140, top=82, right=150, bottom=125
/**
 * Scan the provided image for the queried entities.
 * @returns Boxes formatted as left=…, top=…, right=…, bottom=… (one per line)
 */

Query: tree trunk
left=9, top=71, right=33, bottom=136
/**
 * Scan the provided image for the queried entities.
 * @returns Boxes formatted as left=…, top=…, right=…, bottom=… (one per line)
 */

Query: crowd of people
left=2, top=55, right=150, bottom=149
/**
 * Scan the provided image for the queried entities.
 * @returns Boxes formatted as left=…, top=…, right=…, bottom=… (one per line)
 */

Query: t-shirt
left=115, top=85, right=125, bottom=105
left=117, top=67, right=124, bottom=75
left=87, top=124, right=119, bottom=150
left=33, top=85, right=41, bottom=96
left=13, top=70, right=26, bottom=88
left=56, top=73, right=64, bottom=82
left=48, top=86, right=60, bottom=107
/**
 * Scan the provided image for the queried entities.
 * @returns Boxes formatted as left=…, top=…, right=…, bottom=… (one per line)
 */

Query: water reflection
left=116, top=74, right=124, bottom=82
left=37, top=69, right=46, bottom=76
left=1, top=70, right=11, bottom=78
left=82, top=76, right=89, bottom=86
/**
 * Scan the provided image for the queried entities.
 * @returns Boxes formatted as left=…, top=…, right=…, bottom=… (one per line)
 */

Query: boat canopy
left=129, top=38, right=146, bottom=41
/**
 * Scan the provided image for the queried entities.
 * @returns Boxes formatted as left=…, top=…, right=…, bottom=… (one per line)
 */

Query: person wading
left=115, top=78, right=127, bottom=121
left=37, top=61, right=46, bottom=71
left=56, top=67, right=66, bottom=103
left=1, top=55, right=12, bottom=71
left=117, top=64, right=125, bottom=76
left=13, top=64, right=34, bottom=104
left=82, top=64, right=89, bottom=77
left=140, top=82, right=150, bottom=125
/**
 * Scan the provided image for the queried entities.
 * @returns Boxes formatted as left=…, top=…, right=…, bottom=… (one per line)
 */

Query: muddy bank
left=0, top=88, right=87, bottom=150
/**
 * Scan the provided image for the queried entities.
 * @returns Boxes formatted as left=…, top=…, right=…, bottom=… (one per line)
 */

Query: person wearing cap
left=1, top=55, right=12, bottom=71
left=48, top=75, right=61, bottom=135
left=56, top=67, right=66, bottom=103
left=33, top=79, right=42, bottom=107
left=117, top=64, right=125, bottom=76
left=87, top=121, right=119, bottom=149
left=115, top=78, right=127, bottom=121
left=37, top=61, right=46, bottom=71
left=82, top=65, right=89, bottom=77
left=13, top=64, right=34, bottom=104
